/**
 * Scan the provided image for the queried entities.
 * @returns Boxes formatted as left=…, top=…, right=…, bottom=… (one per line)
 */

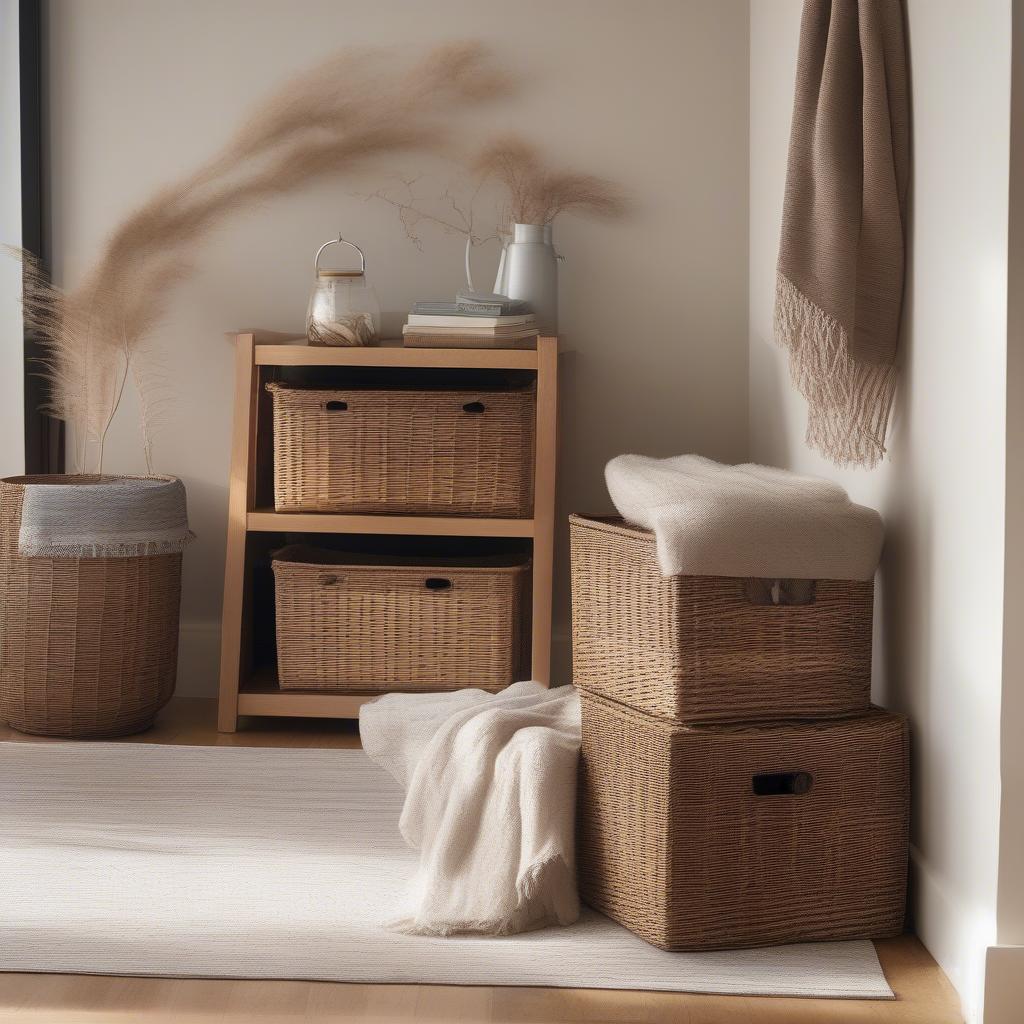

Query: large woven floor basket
left=570, top=515, right=874, bottom=722
left=577, top=690, right=910, bottom=951
left=272, top=546, right=528, bottom=692
left=267, top=383, right=536, bottom=516
left=0, top=476, right=182, bottom=738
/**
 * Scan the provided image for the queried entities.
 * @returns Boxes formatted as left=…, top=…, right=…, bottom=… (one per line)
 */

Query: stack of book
left=402, top=294, right=538, bottom=349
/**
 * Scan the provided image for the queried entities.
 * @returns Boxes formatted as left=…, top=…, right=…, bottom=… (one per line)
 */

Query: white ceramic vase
left=494, top=223, right=559, bottom=334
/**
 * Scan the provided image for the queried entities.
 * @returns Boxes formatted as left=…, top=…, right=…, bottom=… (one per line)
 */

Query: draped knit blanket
left=774, top=0, right=910, bottom=469
left=18, top=475, right=193, bottom=558
left=606, top=454, right=883, bottom=580
left=359, top=681, right=582, bottom=937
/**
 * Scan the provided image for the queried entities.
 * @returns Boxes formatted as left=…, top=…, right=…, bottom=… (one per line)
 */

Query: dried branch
left=474, top=135, right=627, bottom=225
left=355, top=174, right=501, bottom=251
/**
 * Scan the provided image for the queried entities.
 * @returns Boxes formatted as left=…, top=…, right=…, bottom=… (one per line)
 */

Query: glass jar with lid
left=306, top=235, right=380, bottom=346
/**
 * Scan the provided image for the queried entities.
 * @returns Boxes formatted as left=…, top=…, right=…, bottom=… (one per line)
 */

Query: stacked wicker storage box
left=569, top=513, right=909, bottom=951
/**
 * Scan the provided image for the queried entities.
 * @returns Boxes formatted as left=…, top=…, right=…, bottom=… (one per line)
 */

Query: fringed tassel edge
left=773, top=272, right=897, bottom=470
left=18, top=532, right=195, bottom=560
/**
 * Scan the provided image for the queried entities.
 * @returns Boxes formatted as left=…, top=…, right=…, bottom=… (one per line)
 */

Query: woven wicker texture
left=569, top=515, right=873, bottom=723
left=272, top=547, right=528, bottom=691
left=577, top=690, right=909, bottom=951
left=0, top=477, right=182, bottom=738
left=268, top=383, right=536, bottom=516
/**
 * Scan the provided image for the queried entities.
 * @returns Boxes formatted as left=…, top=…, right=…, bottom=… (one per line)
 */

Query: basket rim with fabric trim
left=0, top=475, right=183, bottom=738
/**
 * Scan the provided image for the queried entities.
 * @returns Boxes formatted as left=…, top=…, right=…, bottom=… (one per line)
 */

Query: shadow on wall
left=872, top=183, right=936, bottom=935
left=178, top=473, right=230, bottom=627
left=874, top=187, right=918, bottom=711
left=750, top=333, right=796, bottom=470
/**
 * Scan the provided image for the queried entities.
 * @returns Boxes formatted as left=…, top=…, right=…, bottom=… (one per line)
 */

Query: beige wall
left=46, top=0, right=750, bottom=689
left=749, top=2, right=1012, bottom=1021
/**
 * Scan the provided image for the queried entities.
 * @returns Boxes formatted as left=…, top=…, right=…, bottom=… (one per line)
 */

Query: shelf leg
left=531, top=337, right=558, bottom=686
left=217, top=333, right=258, bottom=732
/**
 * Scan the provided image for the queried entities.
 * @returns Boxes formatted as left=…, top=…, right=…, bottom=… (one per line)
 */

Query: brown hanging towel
left=774, top=0, right=910, bottom=469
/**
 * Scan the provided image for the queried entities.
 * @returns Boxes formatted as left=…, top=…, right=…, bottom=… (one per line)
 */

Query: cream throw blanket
left=359, top=681, right=582, bottom=937
left=605, top=454, right=883, bottom=580
left=774, top=0, right=909, bottom=469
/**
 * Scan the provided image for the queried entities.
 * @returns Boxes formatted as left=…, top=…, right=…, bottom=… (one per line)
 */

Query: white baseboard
left=985, top=946, right=1024, bottom=1024
left=907, top=842, right=997, bottom=1024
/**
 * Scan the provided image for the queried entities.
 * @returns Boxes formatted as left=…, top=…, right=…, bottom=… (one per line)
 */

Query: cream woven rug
left=0, top=742, right=893, bottom=998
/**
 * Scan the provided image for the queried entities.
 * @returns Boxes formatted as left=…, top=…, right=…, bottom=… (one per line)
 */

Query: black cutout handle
left=320, top=574, right=339, bottom=587
left=462, top=401, right=486, bottom=414
left=744, top=578, right=816, bottom=606
left=752, top=771, right=813, bottom=796
left=325, top=400, right=348, bottom=412
left=424, top=577, right=452, bottom=591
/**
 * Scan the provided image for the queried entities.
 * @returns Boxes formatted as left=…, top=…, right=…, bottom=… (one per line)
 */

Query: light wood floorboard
left=0, top=698, right=963, bottom=1023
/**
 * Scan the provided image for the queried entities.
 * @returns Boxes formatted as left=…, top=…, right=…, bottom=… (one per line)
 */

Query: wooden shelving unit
left=217, top=332, right=558, bottom=732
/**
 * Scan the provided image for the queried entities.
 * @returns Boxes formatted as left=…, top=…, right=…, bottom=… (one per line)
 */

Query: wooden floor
left=0, top=698, right=963, bottom=1024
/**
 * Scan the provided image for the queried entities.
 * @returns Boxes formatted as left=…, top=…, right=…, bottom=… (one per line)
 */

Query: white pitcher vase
left=493, top=223, right=559, bottom=335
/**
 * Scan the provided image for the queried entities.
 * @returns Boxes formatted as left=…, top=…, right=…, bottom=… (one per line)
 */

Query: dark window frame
left=20, top=0, right=63, bottom=475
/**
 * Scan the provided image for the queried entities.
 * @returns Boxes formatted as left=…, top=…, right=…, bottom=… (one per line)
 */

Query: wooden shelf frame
left=246, top=510, right=537, bottom=537
left=217, top=332, right=558, bottom=731
left=237, top=687, right=373, bottom=721
left=254, top=338, right=540, bottom=371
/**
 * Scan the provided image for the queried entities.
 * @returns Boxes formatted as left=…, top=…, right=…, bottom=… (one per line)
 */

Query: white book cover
left=405, top=314, right=536, bottom=329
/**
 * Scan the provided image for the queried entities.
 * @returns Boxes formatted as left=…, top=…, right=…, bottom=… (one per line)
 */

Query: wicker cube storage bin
left=577, top=690, right=909, bottom=951
left=0, top=476, right=182, bottom=738
left=272, top=546, right=528, bottom=691
left=570, top=514, right=874, bottom=723
left=267, top=383, right=536, bottom=516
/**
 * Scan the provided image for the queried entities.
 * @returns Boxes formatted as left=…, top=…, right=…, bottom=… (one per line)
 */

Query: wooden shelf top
left=245, top=336, right=553, bottom=371
left=247, top=509, right=536, bottom=537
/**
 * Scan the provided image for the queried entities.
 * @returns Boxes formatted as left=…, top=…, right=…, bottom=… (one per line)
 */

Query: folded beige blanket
left=605, top=454, right=883, bottom=580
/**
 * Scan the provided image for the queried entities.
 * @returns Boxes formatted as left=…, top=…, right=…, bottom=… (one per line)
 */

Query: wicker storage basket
left=0, top=476, right=182, bottom=738
left=267, top=383, right=535, bottom=516
left=272, top=546, right=528, bottom=691
left=577, top=690, right=909, bottom=951
left=569, top=514, right=874, bottom=723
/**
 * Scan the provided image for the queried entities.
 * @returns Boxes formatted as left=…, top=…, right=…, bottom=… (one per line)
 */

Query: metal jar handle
left=314, top=235, right=366, bottom=274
